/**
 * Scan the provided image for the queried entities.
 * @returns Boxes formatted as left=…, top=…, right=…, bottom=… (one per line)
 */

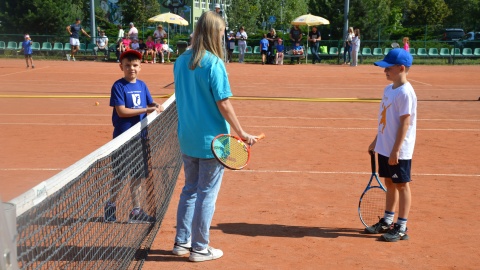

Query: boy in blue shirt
left=106, top=50, right=163, bottom=224
left=260, top=33, right=269, bottom=65
left=21, top=34, right=34, bottom=68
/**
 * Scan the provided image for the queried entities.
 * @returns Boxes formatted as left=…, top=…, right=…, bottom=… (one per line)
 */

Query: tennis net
left=10, top=95, right=182, bottom=270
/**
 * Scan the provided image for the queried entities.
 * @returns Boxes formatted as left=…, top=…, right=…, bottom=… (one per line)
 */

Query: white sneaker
left=172, top=242, right=191, bottom=255
left=66, top=54, right=71, bottom=61
left=189, top=246, right=223, bottom=262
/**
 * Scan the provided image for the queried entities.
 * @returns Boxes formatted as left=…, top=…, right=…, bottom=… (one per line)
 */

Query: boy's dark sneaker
left=364, top=218, right=392, bottom=234
left=104, top=203, right=117, bottom=223
left=382, top=223, right=409, bottom=242
left=128, top=208, right=156, bottom=224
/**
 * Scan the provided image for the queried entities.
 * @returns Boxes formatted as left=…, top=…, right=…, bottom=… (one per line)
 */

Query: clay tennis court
left=0, top=58, right=479, bottom=269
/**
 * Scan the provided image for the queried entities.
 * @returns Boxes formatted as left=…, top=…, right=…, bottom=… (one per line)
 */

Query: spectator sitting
left=275, top=38, right=285, bottom=65
left=94, top=30, right=109, bottom=60
left=137, top=38, right=147, bottom=60
left=160, top=41, right=171, bottom=63
left=290, top=42, right=304, bottom=64
left=130, top=38, right=140, bottom=51
left=145, top=36, right=155, bottom=63
left=154, top=25, right=167, bottom=43
left=293, top=42, right=304, bottom=55
left=120, top=35, right=131, bottom=53
left=154, top=39, right=163, bottom=63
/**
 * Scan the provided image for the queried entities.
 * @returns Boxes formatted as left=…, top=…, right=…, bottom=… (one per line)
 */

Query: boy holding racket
left=172, top=11, right=258, bottom=262
left=21, top=34, right=34, bottom=68
left=366, top=48, right=417, bottom=242
left=106, top=50, right=163, bottom=224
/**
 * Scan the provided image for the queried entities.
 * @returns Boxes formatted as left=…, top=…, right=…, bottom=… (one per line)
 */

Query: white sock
left=384, top=211, right=395, bottom=224
left=397, top=217, right=408, bottom=231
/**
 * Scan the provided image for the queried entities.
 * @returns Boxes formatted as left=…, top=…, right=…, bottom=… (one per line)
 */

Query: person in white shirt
left=128, top=22, right=138, bottom=40
left=94, top=30, right=109, bottom=60
left=235, top=26, right=247, bottom=63
left=366, top=48, right=417, bottom=243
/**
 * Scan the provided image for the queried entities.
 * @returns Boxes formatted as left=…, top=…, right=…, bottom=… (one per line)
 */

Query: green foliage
left=118, top=0, right=161, bottom=27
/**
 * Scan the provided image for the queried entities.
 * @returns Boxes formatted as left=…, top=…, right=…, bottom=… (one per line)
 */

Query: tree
left=118, top=0, right=161, bottom=27
left=0, top=0, right=85, bottom=35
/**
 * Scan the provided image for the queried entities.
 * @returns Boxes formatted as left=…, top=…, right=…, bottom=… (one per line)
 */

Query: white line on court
left=0, top=168, right=62, bottom=171
left=0, top=114, right=110, bottom=116
left=245, top=125, right=480, bottom=131
left=0, top=66, right=50, bottom=77
left=0, top=123, right=110, bottom=126
left=239, top=116, right=480, bottom=122
left=408, top=79, right=432, bottom=86
left=233, top=169, right=479, bottom=178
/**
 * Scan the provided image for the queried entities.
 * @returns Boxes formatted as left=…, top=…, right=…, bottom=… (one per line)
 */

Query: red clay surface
left=0, top=58, right=479, bottom=269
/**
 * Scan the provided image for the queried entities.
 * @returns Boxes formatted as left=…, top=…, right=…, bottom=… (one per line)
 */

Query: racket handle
left=257, top=133, right=266, bottom=141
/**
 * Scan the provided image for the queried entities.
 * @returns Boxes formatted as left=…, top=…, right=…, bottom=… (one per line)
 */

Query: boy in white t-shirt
left=366, top=49, right=417, bottom=242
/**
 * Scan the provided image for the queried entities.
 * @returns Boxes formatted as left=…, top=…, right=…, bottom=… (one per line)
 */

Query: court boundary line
left=233, top=170, right=479, bottom=177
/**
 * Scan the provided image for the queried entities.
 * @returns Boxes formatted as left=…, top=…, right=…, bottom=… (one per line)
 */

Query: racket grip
left=257, top=133, right=266, bottom=140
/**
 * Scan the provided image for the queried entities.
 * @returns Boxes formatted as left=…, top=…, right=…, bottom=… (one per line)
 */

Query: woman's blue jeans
left=175, top=154, right=225, bottom=250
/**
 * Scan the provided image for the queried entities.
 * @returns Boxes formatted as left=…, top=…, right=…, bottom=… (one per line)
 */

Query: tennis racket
left=358, top=151, right=387, bottom=227
left=211, top=133, right=265, bottom=170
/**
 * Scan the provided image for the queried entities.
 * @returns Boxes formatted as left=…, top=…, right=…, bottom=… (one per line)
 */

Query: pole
left=90, top=0, right=96, bottom=43
left=342, top=0, right=350, bottom=47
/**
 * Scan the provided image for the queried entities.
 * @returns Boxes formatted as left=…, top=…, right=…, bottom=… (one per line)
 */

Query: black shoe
left=104, top=203, right=117, bottom=222
left=128, top=208, right=156, bottom=224
left=382, top=223, right=409, bottom=242
left=364, top=218, right=392, bottom=234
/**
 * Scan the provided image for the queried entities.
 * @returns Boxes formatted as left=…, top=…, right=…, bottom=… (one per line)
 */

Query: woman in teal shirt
left=172, top=11, right=259, bottom=262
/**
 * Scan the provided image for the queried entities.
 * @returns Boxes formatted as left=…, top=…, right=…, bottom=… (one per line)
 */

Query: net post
left=1, top=196, right=18, bottom=270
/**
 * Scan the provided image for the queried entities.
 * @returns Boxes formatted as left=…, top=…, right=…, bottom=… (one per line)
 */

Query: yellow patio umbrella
left=148, top=12, right=189, bottom=48
left=291, top=14, right=330, bottom=63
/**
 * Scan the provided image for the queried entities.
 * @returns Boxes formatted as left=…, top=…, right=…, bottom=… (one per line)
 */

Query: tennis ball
left=95, top=101, right=100, bottom=106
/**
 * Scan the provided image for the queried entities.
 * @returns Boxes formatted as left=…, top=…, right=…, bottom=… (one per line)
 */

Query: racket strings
left=212, top=136, right=249, bottom=169
left=359, top=187, right=385, bottom=227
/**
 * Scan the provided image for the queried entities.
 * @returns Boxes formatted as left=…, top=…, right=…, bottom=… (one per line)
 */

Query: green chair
left=79, top=43, right=87, bottom=54
left=428, top=48, right=439, bottom=57
left=85, top=43, right=96, bottom=55
left=232, top=46, right=239, bottom=54
left=253, top=46, right=260, bottom=54
left=439, top=48, right=450, bottom=57
left=31, top=42, right=41, bottom=53
left=52, top=42, right=64, bottom=54
left=372, top=48, right=383, bottom=56
left=245, top=46, right=253, bottom=54
left=41, top=42, right=52, bottom=54
left=384, top=47, right=392, bottom=55
left=0, top=41, right=5, bottom=50
left=361, top=47, right=372, bottom=56
left=462, top=48, right=473, bottom=57
left=451, top=48, right=461, bottom=56
left=409, top=48, right=416, bottom=56
left=416, top=48, right=428, bottom=57
left=473, top=48, right=480, bottom=57
left=6, top=41, right=17, bottom=51
left=64, top=43, right=71, bottom=53
left=328, top=47, right=338, bottom=56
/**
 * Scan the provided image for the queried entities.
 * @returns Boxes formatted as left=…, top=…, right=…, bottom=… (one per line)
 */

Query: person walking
left=66, top=18, right=91, bottom=61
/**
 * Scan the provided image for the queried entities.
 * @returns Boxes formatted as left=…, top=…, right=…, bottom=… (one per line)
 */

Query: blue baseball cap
left=374, top=48, right=413, bottom=67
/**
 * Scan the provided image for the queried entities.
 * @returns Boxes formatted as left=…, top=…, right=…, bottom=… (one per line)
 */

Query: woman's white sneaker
left=188, top=246, right=223, bottom=262
left=172, top=242, right=191, bottom=256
